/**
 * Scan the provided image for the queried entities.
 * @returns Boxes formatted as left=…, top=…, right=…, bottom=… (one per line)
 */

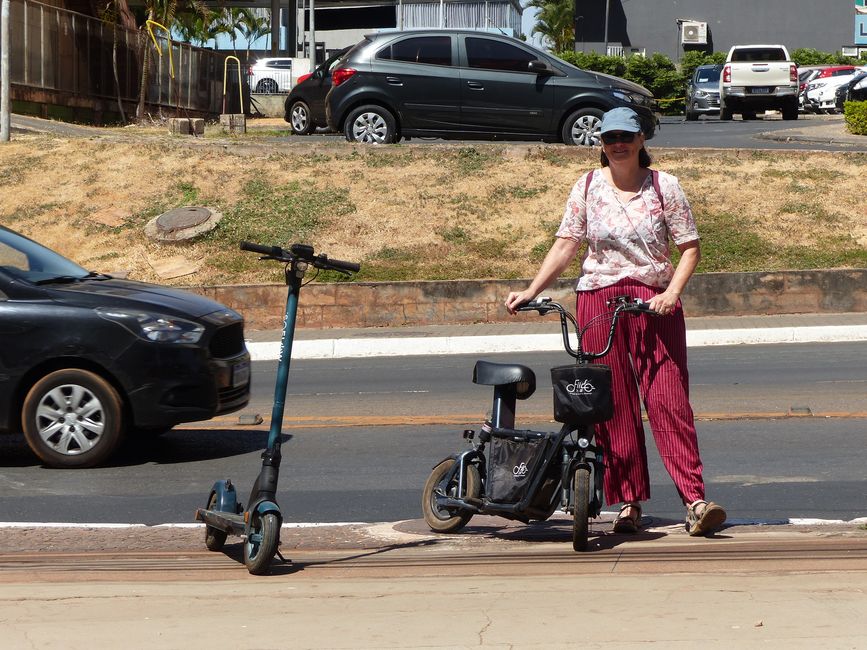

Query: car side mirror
left=528, top=60, right=560, bottom=76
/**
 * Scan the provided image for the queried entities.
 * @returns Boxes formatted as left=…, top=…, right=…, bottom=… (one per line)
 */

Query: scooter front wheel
left=572, top=467, right=591, bottom=552
left=422, top=460, right=480, bottom=533
left=244, top=512, right=280, bottom=575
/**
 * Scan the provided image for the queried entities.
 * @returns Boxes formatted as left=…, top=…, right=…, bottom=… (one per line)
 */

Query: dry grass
left=1, top=129, right=866, bottom=287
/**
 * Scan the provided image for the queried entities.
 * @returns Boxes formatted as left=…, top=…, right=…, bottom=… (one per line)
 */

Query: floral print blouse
left=556, top=169, right=699, bottom=291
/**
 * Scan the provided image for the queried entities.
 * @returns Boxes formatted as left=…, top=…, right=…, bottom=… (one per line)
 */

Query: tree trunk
left=112, top=24, right=126, bottom=124
left=136, top=10, right=154, bottom=121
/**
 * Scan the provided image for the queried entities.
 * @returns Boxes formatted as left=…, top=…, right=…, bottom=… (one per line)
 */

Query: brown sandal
left=613, top=502, right=642, bottom=534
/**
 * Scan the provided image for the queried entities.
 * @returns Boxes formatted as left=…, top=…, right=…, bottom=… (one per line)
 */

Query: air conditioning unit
left=681, top=21, right=708, bottom=45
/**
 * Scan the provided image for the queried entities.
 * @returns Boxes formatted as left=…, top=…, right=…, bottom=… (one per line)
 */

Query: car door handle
left=466, top=81, right=484, bottom=90
left=386, top=76, right=403, bottom=86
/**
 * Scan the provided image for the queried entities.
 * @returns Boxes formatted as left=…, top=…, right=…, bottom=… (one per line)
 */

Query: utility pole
left=1, top=0, right=10, bottom=142
left=603, top=0, right=610, bottom=56
left=309, top=0, right=315, bottom=71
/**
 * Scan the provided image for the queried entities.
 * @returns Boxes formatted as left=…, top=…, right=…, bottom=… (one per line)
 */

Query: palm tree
left=526, top=0, right=575, bottom=54
left=176, top=9, right=230, bottom=48
left=238, top=9, right=271, bottom=62
left=220, top=7, right=247, bottom=59
left=136, top=0, right=180, bottom=120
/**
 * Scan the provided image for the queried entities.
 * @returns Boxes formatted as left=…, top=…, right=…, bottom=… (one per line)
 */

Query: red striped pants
left=576, top=278, right=705, bottom=506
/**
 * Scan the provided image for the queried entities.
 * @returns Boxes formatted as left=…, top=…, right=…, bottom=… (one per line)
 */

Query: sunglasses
left=601, top=131, right=637, bottom=144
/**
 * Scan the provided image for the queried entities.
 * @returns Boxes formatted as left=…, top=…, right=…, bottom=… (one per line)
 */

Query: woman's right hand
left=504, top=290, right=537, bottom=315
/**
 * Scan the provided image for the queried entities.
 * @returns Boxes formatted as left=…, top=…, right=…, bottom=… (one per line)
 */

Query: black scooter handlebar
left=325, top=257, right=361, bottom=273
left=240, top=241, right=361, bottom=274
left=240, top=241, right=283, bottom=256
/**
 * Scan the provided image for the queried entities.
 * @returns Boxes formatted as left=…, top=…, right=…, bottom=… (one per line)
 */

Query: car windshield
left=695, top=68, right=720, bottom=83
left=0, top=226, right=91, bottom=284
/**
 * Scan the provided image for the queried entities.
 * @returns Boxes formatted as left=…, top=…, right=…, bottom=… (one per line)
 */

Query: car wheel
left=289, top=100, right=314, bottom=135
left=685, top=107, right=698, bottom=121
left=256, top=78, right=278, bottom=94
left=344, top=105, right=397, bottom=144
left=719, top=101, right=733, bottom=121
left=561, top=108, right=604, bottom=146
left=22, top=369, right=124, bottom=468
left=782, top=100, right=799, bottom=121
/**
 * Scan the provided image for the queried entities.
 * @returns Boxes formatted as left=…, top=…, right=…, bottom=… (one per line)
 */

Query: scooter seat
left=473, top=361, right=536, bottom=400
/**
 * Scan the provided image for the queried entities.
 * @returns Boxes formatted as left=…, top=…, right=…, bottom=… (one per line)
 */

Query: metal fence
left=1, top=0, right=238, bottom=117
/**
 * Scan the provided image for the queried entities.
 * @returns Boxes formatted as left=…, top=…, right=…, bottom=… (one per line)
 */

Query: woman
left=505, top=107, right=726, bottom=537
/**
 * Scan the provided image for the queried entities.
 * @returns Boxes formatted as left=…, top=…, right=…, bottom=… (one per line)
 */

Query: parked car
left=284, top=47, right=350, bottom=135
left=834, top=70, right=867, bottom=112
left=326, top=30, right=658, bottom=145
left=805, top=67, right=863, bottom=113
left=0, top=226, right=251, bottom=468
left=685, top=64, right=722, bottom=121
left=719, top=45, right=799, bottom=120
left=247, top=57, right=293, bottom=93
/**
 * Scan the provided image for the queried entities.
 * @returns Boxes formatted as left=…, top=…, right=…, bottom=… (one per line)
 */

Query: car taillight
left=297, top=73, right=312, bottom=84
left=722, top=65, right=731, bottom=83
left=332, top=68, right=357, bottom=87
left=790, top=65, right=797, bottom=82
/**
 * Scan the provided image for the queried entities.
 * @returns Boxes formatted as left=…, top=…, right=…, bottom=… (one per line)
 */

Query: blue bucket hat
left=599, top=107, right=643, bottom=134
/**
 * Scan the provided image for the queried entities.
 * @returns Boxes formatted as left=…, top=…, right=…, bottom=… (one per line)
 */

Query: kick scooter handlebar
left=240, top=241, right=361, bottom=274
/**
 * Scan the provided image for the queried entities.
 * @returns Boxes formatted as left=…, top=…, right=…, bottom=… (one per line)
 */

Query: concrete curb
left=247, top=324, right=867, bottom=360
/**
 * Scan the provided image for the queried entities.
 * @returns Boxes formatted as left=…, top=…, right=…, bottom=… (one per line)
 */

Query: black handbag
left=550, top=363, right=614, bottom=425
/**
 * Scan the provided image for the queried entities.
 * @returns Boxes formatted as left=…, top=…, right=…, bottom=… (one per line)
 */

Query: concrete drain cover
left=145, top=206, right=222, bottom=243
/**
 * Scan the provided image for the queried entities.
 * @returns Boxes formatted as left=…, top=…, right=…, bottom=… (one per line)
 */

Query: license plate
left=232, top=360, right=250, bottom=388
left=751, top=87, right=770, bottom=94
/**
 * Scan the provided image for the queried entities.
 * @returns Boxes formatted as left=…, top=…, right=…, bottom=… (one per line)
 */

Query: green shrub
left=844, top=101, right=867, bottom=136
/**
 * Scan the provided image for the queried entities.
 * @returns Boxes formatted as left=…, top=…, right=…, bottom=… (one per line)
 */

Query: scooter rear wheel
left=422, top=460, right=480, bottom=533
left=204, top=492, right=228, bottom=552
left=244, top=512, right=280, bottom=575
left=572, top=467, right=591, bottom=552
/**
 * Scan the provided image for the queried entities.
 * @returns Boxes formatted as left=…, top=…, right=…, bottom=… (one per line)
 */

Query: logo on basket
left=566, top=379, right=595, bottom=395
left=513, top=462, right=529, bottom=477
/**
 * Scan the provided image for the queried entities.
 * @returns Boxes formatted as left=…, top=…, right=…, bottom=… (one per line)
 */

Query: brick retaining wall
left=191, top=269, right=867, bottom=331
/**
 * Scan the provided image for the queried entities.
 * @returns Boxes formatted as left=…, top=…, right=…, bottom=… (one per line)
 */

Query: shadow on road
left=0, top=429, right=290, bottom=469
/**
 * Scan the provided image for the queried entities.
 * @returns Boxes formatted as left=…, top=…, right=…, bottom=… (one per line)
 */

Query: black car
left=685, top=64, right=722, bottom=121
left=835, top=70, right=867, bottom=112
left=0, top=226, right=250, bottom=468
left=284, top=47, right=350, bottom=135
left=326, top=30, right=657, bottom=145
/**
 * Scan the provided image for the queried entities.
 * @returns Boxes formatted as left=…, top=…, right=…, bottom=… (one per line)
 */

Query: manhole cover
left=145, top=206, right=222, bottom=243
left=156, top=207, right=212, bottom=233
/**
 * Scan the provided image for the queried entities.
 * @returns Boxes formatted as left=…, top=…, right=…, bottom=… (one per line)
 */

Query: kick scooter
left=195, top=241, right=359, bottom=575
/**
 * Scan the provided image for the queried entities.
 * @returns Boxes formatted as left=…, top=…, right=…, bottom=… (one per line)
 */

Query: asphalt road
left=285, top=114, right=865, bottom=152
left=0, top=342, right=863, bottom=526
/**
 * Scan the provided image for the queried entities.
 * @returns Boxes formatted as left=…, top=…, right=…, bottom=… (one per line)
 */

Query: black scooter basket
left=550, top=363, right=614, bottom=425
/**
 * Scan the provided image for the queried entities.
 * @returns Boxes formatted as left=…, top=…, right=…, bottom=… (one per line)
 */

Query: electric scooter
left=421, top=296, right=655, bottom=551
left=195, top=241, right=359, bottom=575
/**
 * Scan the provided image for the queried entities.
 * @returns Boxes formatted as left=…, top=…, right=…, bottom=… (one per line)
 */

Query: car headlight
left=96, top=307, right=205, bottom=344
left=693, top=90, right=708, bottom=98
left=612, top=89, right=645, bottom=105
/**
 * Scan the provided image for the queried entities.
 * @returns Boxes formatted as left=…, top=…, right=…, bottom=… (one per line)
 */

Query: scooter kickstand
left=275, top=548, right=291, bottom=564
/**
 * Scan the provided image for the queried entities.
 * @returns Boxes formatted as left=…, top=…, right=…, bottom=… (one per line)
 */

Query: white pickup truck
left=719, top=45, right=799, bottom=120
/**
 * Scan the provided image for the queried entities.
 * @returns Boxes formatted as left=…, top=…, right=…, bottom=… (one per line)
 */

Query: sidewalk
left=755, top=114, right=866, bottom=146
left=246, top=311, right=867, bottom=359
left=1, top=518, right=866, bottom=648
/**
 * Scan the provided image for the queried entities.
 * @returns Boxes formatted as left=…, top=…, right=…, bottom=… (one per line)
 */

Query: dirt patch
left=1, top=128, right=865, bottom=287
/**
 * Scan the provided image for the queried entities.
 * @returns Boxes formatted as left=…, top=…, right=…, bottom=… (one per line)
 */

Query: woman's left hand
left=648, top=290, right=679, bottom=316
